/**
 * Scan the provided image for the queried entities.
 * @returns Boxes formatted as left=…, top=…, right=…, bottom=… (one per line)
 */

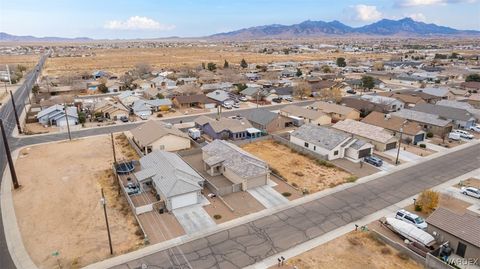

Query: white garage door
left=171, top=192, right=198, bottom=210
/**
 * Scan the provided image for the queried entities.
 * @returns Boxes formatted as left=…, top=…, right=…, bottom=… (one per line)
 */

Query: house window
left=313, top=146, right=316, bottom=151
left=334, top=150, right=339, bottom=156
left=304, top=142, right=309, bottom=148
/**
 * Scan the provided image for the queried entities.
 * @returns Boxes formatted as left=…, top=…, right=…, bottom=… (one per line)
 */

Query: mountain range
left=210, top=18, right=480, bottom=39
left=1, top=18, right=479, bottom=42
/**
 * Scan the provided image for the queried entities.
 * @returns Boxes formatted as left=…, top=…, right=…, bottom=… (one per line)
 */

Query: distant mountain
left=210, top=18, right=480, bottom=39
left=0, top=32, right=93, bottom=42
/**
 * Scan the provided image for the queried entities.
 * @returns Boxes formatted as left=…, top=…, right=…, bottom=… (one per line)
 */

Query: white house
left=37, top=104, right=79, bottom=127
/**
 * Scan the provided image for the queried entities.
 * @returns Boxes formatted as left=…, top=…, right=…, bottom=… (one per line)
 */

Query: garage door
left=246, top=176, right=267, bottom=190
left=358, top=148, right=371, bottom=158
left=171, top=192, right=198, bottom=210
left=385, top=142, right=396, bottom=151
left=413, top=133, right=425, bottom=144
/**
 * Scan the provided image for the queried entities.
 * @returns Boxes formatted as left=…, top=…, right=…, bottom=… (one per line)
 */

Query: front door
left=456, top=242, right=467, bottom=258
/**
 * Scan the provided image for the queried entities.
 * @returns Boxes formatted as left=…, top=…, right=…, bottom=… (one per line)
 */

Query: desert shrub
left=397, top=252, right=410, bottom=261
left=291, top=182, right=298, bottom=187
left=156, top=113, right=163, bottom=117
left=426, top=132, right=434, bottom=138
left=381, top=247, right=392, bottom=255
left=419, top=144, right=426, bottom=148
left=346, top=175, right=358, bottom=183
left=213, top=214, right=222, bottom=220
left=347, top=236, right=362, bottom=246
left=417, top=189, right=439, bottom=213
left=293, top=171, right=304, bottom=177
left=282, top=192, right=292, bottom=197
left=414, top=204, right=422, bottom=212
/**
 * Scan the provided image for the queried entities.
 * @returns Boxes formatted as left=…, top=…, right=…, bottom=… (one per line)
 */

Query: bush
left=414, top=204, right=422, bottom=212
left=213, top=214, right=222, bottom=220
left=346, top=175, right=358, bottom=183
left=381, top=247, right=392, bottom=255
left=417, top=189, right=439, bottom=214
left=347, top=236, right=361, bottom=246
left=419, top=144, right=426, bottom=148
left=156, top=113, right=163, bottom=118
left=397, top=252, right=410, bottom=261
left=282, top=192, right=292, bottom=197
left=291, top=182, right=298, bottom=188
left=426, top=132, right=434, bottom=138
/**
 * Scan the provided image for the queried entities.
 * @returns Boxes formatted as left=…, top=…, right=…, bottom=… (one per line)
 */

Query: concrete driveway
left=247, top=185, right=289, bottom=208
left=172, top=205, right=216, bottom=234
left=384, top=148, right=423, bottom=163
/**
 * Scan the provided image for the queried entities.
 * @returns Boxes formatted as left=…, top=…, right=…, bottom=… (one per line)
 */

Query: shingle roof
left=243, top=109, right=278, bottom=126
left=202, top=140, right=268, bottom=178
left=130, top=120, right=188, bottom=146
left=332, top=119, right=395, bottom=144
left=291, top=124, right=352, bottom=150
left=392, top=109, right=452, bottom=127
left=426, top=207, right=480, bottom=248
left=311, top=101, right=358, bottom=116
left=281, top=105, right=330, bottom=121
left=419, top=87, right=450, bottom=97
left=195, top=116, right=253, bottom=133
left=135, top=151, right=203, bottom=198
left=413, top=103, right=475, bottom=122
left=362, top=111, right=423, bottom=136
left=173, top=94, right=215, bottom=104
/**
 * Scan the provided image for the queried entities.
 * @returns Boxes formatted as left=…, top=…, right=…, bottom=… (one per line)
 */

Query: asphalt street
left=111, top=143, right=480, bottom=269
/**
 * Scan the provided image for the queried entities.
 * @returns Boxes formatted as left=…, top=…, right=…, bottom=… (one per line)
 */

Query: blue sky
left=1, top=0, right=479, bottom=39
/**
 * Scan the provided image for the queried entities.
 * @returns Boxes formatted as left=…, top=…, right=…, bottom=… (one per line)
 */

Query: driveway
left=172, top=205, right=216, bottom=234
left=247, top=185, right=289, bottom=208
left=384, top=148, right=423, bottom=163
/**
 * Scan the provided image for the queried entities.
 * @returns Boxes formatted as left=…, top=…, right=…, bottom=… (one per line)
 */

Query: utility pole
left=256, top=92, right=259, bottom=109
left=110, top=133, right=117, bottom=164
left=64, top=104, right=71, bottom=141
left=111, top=133, right=121, bottom=195
left=0, top=119, right=20, bottom=189
left=100, top=188, right=113, bottom=255
left=395, top=127, right=403, bottom=165
left=10, top=91, right=22, bottom=134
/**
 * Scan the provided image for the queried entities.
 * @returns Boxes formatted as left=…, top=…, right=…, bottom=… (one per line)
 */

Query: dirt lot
left=404, top=193, right=472, bottom=219
left=274, top=231, right=423, bottom=269
left=203, top=190, right=265, bottom=224
left=14, top=135, right=143, bottom=268
left=0, top=54, right=39, bottom=70
left=456, top=177, right=480, bottom=189
left=242, top=140, right=353, bottom=194
left=403, top=144, right=435, bottom=157
left=428, top=137, right=464, bottom=148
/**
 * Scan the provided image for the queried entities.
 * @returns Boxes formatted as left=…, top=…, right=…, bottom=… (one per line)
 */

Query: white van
left=448, top=132, right=461, bottom=141
left=395, top=209, right=427, bottom=230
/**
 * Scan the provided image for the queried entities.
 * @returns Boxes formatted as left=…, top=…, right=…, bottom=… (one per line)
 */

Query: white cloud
left=104, top=16, right=175, bottom=31
left=351, top=5, right=383, bottom=22
left=408, top=13, right=427, bottom=21
left=397, top=0, right=476, bottom=7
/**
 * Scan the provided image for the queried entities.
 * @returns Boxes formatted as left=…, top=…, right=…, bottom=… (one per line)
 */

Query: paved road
left=0, top=53, right=48, bottom=269
left=110, top=143, right=480, bottom=269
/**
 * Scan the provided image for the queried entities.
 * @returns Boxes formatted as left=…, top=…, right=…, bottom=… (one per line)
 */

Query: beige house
left=333, top=119, right=398, bottom=151
left=280, top=105, right=331, bottom=125
left=202, top=140, right=269, bottom=191
left=309, top=101, right=360, bottom=122
left=130, top=120, right=190, bottom=153
left=94, top=101, right=129, bottom=120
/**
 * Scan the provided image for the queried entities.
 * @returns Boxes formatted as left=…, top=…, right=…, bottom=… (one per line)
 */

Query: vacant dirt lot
left=275, top=231, right=422, bottom=269
left=0, top=54, right=39, bottom=70
left=14, top=135, right=143, bottom=268
left=242, top=140, right=352, bottom=194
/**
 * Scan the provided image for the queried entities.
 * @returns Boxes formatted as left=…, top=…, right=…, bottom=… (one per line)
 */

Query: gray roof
left=240, top=87, right=260, bottom=96
left=413, top=103, right=475, bottom=122
left=281, top=105, right=330, bottom=121
left=392, top=109, right=452, bottom=127
left=195, top=116, right=253, bottom=133
left=202, top=140, right=268, bottom=179
left=426, top=207, right=480, bottom=248
left=130, top=120, right=189, bottom=146
left=418, top=87, right=450, bottom=97
left=37, top=104, right=78, bottom=119
left=291, top=124, right=352, bottom=150
left=436, top=100, right=480, bottom=119
left=135, top=151, right=203, bottom=198
left=206, top=90, right=231, bottom=102
left=332, top=119, right=396, bottom=144
left=243, top=109, right=278, bottom=126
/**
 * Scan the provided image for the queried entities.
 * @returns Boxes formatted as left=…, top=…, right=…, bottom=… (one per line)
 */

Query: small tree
left=32, top=85, right=40, bottom=96
left=296, top=68, right=303, bottom=77
left=120, top=74, right=134, bottom=89
left=156, top=93, right=164, bottom=99
left=223, top=60, right=229, bottom=68
left=207, top=62, right=217, bottom=72
left=97, top=83, right=109, bottom=93
left=240, top=58, right=248, bottom=69
left=417, top=189, right=439, bottom=214
left=321, top=65, right=332, bottom=73
left=465, top=73, right=480, bottom=82
left=361, top=75, right=375, bottom=91
left=294, top=81, right=312, bottom=99
left=336, top=57, right=346, bottom=67
left=78, top=111, right=86, bottom=124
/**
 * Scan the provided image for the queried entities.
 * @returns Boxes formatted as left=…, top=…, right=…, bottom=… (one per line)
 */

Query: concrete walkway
left=247, top=185, right=289, bottom=208
left=384, top=148, right=424, bottom=163
left=172, top=205, right=216, bottom=234
left=423, top=141, right=449, bottom=152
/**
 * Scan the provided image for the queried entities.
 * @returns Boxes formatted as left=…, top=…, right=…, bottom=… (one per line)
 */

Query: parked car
left=283, top=96, right=293, bottom=102
left=238, top=96, right=248, bottom=102
left=448, top=132, right=461, bottom=141
left=395, top=209, right=428, bottom=230
left=364, top=156, right=383, bottom=167
left=453, top=129, right=474, bottom=139
left=221, top=103, right=232, bottom=109
left=120, top=116, right=129, bottom=123
left=346, top=89, right=357, bottom=94
left=460, top=186, right=480, bottom=199
left=232, top=103, right=240, bottom=108
left=272, top=98, right=282, bottom=103
left=469, top=124, right=480, bottom=133
left=188, top=128, right=201, bottom=140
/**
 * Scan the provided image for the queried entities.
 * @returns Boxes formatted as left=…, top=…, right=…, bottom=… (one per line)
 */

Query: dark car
left=272, top=98, right=282, bottom=103
left=364, top=156, right=383, bottom=167
left=120, top=116, right=129, bottom=123
left=346, top=89, right=357, bottom=94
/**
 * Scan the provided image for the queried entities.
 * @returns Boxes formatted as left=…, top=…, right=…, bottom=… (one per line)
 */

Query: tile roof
left=426, top=207, right=480, bottom=248
left=332, top=119, right=395, bottom=144
left=130, top=120, right=188, bottom=146
left=202, top=140, right=268, bottom=178
left=361, top=111, right=423, bottom=136
left=291, top=124, right=352, bottom=150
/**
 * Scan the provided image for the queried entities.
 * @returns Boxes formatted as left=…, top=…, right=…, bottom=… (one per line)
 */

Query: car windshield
left=414, top=217, right=424, bottom=224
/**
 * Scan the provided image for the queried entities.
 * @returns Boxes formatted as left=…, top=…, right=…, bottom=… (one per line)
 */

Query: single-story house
left=376, top=92, right=426, bottom=108
left=460, top=81, right=480, bottom=92
left=466, top=94, right=480, bottom=108
left=272, top=87, right=294, bottom=99
left=202, top=140, right=269, bottom=191
left=392, top=109, right=453, bottom=137
left=279, top=105, right=332, bottom=126
left=201, top=82, right=234, bottom=93
left=240, top=87, right=268, bottom=100
left=290, top=124, right=373, bottom=160
left=333, top=119, right=398, bottom=151
left=426, top=207, right=480, bottom=264
left=413, top=103, right=477, bottom=129
left=134, top=151, right=204, bottom=211
left=117, top=90, right=141, bottom=106
left=94, top=101, right=129, bottom=120
left=436, top=100, right=480, bottom=120
left=171, top=94, right=216, bottom=109
left=206, top=90, right=233, bottom=104
left=130, top=120, right=190, bottom=153
left=194, top=116, right=261, bottom=140
left=309, top=101, right=360, bottom=122
left=362, top=112, right=426, bottom=144
left=243, top=109, right=291, bottom=133
left=417, top=87, right=454, bottom=100
left=360, top=95, right=405, bottom=112
left=37, top=104, right=79, bottom=127
left=341, top=97, right=396, bottom=116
